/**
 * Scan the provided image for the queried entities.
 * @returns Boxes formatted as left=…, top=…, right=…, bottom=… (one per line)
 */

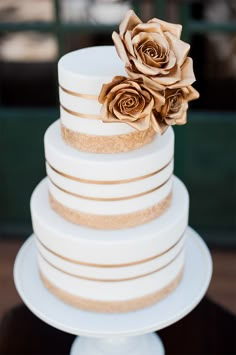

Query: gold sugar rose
left=112, top=10, right=196, bottom=89
left=98, top=76, right=165, bottom=131
left=99, top=10, right=199, bottom=135
left=152, top=86, right=200, bottom=134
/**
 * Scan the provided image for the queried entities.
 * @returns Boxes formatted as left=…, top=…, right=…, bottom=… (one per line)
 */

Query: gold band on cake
left=38, top=245, right=183, bottom=282
left=49, top=175, right=171, bottom=202
left=59, top=85, right=98, bottom=100
left=36, top=231, right=184, bottom=267
left=40, top=268, right=183, bottom=313
left=61, top=105, right=101, bottom=119
left=49, top=191, right=172, bottom=229
left=47, top=158, right=173, bottom=185
left=61, top=125, right=156, bottom=153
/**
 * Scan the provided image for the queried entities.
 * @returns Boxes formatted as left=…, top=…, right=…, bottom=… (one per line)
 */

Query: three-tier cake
left=30, top=10, right=199, bottom=312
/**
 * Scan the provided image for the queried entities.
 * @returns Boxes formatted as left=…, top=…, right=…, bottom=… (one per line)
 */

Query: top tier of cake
left=59, top=46, right=125, bottom=97
left=58, top=46, right=156, bottom=153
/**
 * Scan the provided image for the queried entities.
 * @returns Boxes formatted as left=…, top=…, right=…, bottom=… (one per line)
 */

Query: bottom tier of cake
left=31, top=177, right=188, bottom=313
left=39, top=250, right=184, bottom=313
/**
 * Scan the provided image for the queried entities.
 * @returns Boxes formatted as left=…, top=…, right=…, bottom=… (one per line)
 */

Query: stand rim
left=14, top=227, right=212, bottom=337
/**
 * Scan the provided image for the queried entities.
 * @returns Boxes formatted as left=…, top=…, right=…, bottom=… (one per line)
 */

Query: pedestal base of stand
left=70, top=333, right=164, bottom=355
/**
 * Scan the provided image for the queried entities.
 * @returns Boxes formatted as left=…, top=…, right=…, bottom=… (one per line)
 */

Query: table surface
left=0, top=298, right=235, bottom=355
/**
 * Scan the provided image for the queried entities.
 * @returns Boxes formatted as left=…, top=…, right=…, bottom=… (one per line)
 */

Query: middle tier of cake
left=45, top=120, right=174, bottom=229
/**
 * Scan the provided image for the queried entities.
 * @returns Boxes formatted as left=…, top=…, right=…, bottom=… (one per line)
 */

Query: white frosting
left=60, top=107, right=134, bottom=136
left=59, top=88, right=101, bottom=114
left=58, top=46, right=134, bottom=136
left=31, top=177, right=189, bottom=265
left=46, top=160, right=173, bottom=199
left=38, top=249, right=185, bottom=301
left=44, top=120, right=174, bottom=181
left=45, top=121, right=174, bottom=214
left=36, top=234, right=185, bottom=281
left=48, top=177, right=172, bottom=215
left=58, top=46, right=126, bottom=94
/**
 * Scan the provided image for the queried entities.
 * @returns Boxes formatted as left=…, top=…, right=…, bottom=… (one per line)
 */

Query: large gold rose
left=151, top=86, right=200, bottom=134
left=98, top=76, right=165, bottom=131
left=112, top=10, right=195, bottom=89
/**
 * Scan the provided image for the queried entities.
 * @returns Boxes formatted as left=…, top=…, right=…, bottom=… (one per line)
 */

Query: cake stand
left=14, top=227, right=212, bottom=355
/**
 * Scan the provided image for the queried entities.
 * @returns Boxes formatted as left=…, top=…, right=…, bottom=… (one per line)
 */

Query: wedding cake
left=30, top=10, right=199, bottom=312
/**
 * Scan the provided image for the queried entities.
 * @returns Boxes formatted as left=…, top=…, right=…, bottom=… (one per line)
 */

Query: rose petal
left=167, top=102, right=188, bottom=121
left=131, top=56, right=159, bottom=75
left=149, top=64, right=182, bottom=85
left=168, top=57, right=195, bottom=88
left=153, top=93, right=166, bottom=111
left=119, top=10, right=142, bottom=37
left=151, top=113, right=168, bottom=134
left=165, top=32, right=190, bottom=66
left=128, top=80, right=144, bottom=91
left=143, top=52, right=164, bottom=67
left=130, top=71, right=165, bottom=90
left=131, top=22, right=163, bottom=37
left=176, top=110, right=187, bottom=125
left=149, top=18, right=182, bottom=39
left=124, top=30, right=135, bottom=57
left=113, top=107, right=138, bottom=121
left=164, top=116, right=176, bottom=125
left=99, top=76, right=126, bottom=104
left=112, top=32, right=129, bottom=63
left=132, top=31, right=169, bottom=50
left=144, top=87, right=165, bottom=110
left=183, top=86, right=200, bottom=101
left=100, top=101, right=114, bottom=121
left=127, top=112, right=152, bottom=130
left=161, top=50, right=176, bottom=71
left=108, top=90, right=126, bottom=112
left=109, top=81, right=133, bottom=94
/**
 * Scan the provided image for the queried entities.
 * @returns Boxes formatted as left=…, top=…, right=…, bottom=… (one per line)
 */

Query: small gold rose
left=98, top=76, right=165, bottom=131
left=112, top=10, right=196, bottom=89
left=151, top=86, right=200, bottom=134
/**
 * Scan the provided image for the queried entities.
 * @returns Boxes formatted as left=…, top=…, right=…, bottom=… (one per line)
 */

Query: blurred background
left=0, top=0, right=235, bottom=321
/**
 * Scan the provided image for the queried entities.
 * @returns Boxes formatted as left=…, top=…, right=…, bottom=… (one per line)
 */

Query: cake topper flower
left=152, top=86, right=200, bottom=134
left=112, top=10, right=195, bottom=89
left=98, top=76, right=165, bottom=131
left=99, top=10, right=199, bottom=135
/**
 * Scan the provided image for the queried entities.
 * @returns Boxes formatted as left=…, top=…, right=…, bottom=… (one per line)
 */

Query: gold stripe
left=59, top=85, right=98, bottom=100
left=36, top=231, right=185, bottom=268
left=49, top=175, right=172, bottom=202
left=61, top=104, right=101, bottom=119
left=46, top=157, right=173, bottom=185
left=38, top=246, right=184, bottom=282
left=40, top=268, right=183, bottom=312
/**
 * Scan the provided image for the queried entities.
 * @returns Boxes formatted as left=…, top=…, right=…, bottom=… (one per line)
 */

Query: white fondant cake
left=29, top=9, right=199, bottom=312
left=45, top=120, right=174, bottom=228
left=31, top=177, right=188, bottom=266
left=31, top=177, right=188, bottom=311
left=58, top=46, right=156, bottom=153
left=59, top=46, right=132, bottom=137
left=45, top=121, right=174, bottom=182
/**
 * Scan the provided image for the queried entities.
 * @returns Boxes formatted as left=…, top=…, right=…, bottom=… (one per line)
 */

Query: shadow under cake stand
left=14, top=227, right=212, bottom=355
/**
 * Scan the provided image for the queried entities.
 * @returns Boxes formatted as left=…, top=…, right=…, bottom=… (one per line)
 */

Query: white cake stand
left=14, top=227, right=212, bottom=355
